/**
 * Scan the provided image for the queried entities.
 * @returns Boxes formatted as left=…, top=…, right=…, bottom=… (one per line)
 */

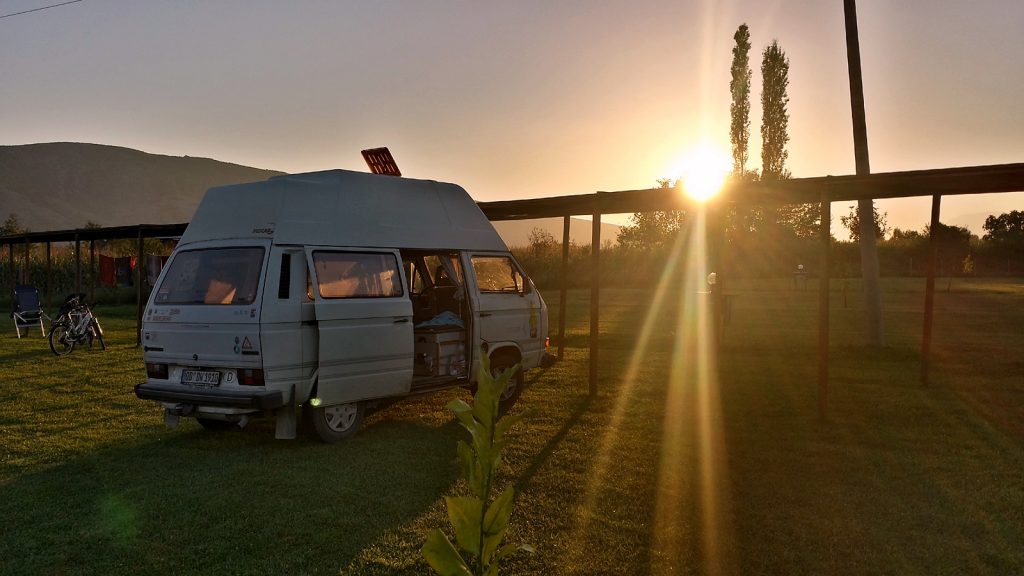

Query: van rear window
left=155, top=248, right=265, bottom=305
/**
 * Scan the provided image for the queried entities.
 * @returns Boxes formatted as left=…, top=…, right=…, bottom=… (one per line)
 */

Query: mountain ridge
left=0, top=142, right=620, bottom=245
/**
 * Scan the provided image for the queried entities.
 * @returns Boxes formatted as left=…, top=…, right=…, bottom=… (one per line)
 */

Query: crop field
left=1, top=279, right=1022, bottom=575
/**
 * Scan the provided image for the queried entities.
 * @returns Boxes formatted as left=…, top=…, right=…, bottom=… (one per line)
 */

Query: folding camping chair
left=10, top=284, right=49, bottom=338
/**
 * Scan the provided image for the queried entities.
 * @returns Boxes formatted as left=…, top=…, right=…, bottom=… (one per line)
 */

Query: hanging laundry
left=115, top=257, right=133, bottom=287
left=99, top=255, right=117, bottom=287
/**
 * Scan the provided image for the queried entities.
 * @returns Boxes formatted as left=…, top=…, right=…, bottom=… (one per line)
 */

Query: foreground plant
left=422, top=355, right=533, bottom=576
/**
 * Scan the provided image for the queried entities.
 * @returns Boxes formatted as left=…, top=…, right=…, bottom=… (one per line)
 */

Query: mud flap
left=274, top=387, right=297, bottom=440
left=164, top=409, right=180, bottom=428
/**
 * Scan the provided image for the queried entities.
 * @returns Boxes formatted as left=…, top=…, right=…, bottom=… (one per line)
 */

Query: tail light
left=146, top=363, right=168, bottom=380
left=238, top=368, right=265, bottom=386
left=544, top=337, right=550, bottom=349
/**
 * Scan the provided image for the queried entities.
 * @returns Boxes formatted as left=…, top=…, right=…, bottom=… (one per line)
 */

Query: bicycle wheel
left=49, top=323, right=74, bottom=356
left=91, top=319, right=106, bottom=351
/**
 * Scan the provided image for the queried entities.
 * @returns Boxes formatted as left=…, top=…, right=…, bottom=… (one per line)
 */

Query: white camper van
left=134, top=170, right=550, bottom=442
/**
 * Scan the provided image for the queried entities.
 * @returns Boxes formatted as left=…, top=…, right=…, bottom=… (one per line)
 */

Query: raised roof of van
left=179, top=169, right=508, bottom=251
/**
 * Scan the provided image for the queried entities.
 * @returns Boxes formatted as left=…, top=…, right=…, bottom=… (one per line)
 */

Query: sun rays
left=567, top=203, right=734, bottom=573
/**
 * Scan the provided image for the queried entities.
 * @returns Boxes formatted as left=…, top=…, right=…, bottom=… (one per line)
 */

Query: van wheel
left=196, top=417, right=236, bottom=431
left=492, top=356, right=523, bottom=413
left=311, top=402, right=364, bottom=443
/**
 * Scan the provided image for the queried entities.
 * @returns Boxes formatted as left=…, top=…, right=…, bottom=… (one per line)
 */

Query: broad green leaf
left=494, top=412, right=524, bottom=440
left=456, top=441, right=482, bottom=498
left=482, top=525, right=508, bottom=562
left=448, top=399, right=478, bottom=431
left=492, top=542, right=525, bottom=563
left=483, top=486, right=515, bottom=536
left=445, top=496, right=483, bottom=556
left=422, top=530, right=473, bottom=576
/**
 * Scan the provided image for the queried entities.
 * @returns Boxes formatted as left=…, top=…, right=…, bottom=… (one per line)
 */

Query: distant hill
left=0, top=143, right=283, bottom=231
left=0, top=142, right=620, bottom=245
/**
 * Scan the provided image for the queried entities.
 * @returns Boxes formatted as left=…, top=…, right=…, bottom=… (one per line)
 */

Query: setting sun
left=673, top=143, right=732, bottom=202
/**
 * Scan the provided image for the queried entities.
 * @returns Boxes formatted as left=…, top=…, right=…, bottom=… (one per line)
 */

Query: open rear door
left=306, top=248, right=413, bottom=405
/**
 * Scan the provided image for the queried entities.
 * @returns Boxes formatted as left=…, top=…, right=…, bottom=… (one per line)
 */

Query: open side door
left=306, top=248, right=413, bottom=405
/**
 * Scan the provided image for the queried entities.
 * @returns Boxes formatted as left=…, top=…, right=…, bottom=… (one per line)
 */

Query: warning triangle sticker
left=241, top=337, right=252, bottom=350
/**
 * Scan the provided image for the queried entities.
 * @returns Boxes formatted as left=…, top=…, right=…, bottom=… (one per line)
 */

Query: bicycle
left=49, top=293, right=105, bottom=356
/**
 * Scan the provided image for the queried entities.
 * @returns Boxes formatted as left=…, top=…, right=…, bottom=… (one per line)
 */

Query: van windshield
left=155, top=248, right=265, bottom=305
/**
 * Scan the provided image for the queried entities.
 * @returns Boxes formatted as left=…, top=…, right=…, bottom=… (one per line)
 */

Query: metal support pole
left=136, top=228, right=145, bottom=346
left=818, top=190, right=831, bottom=418
left=89, top=240, right=96, bottom=303
left=74, top=233, right=81, bottom=295
left=7, top=244, right=13, bottom=293
left=921, top=194, right=942, bottom=386
left=46, top=242, right=52, bottom=309
left=23, top=237, right=30, bottom=284
left=589, top=212, right=601, bottom=395
left=558, top=215, right=570, bottom=360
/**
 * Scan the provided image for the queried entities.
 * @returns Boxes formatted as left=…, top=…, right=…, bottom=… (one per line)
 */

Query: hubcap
left=324, top=404, right=358, bottom=432
left=494, top=368, right=518, bottom=401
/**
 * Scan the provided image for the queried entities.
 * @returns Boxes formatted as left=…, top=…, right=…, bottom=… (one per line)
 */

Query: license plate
left=181, top=370, right=221, bottom=387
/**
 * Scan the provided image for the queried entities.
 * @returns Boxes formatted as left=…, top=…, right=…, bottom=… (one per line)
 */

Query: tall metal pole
left=589, top=210, right=601, bottom=395
left=818, top=190, right=832, bottom=418
left=844, top=0, right=885, bottom=346
left=558, top=215, right=570, bottom=360
left=921, top=195, right=942, bottom=385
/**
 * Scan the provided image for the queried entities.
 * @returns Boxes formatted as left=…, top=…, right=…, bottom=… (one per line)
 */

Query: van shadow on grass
left=0, top=411, right=465, bottom=576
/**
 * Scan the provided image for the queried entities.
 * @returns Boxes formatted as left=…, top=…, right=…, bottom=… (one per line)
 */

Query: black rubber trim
left=134, top=382, right=284, bottom=410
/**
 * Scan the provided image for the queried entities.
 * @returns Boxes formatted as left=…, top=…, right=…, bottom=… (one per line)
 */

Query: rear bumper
left=135, top=381, right=285, bottom=410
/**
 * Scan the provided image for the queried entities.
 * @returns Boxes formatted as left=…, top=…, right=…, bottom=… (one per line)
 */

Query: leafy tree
left=730, top=24, right=753, bottom=177
left=760, top=40, right=790, bottom=181
left=982, top=210, right=1024, bottom=244
left=758, top=40, right=819, bottom=237
left=840, top=203, right=889, bottom=241
left=890, top=228, right=923, bottom=242
left=1, top=213, right=27, bottom=235
left=925, top=222, right=972, bottom=250
left=527, top=227, right=555, bottom=256
left=617, top=179, right=686, bottom=250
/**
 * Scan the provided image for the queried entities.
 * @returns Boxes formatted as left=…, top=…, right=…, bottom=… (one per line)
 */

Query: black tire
left=49, top=323, right=74, bottom=356
left=91, top=319, right=105, bottom=351
left=196, top=417, right=237, bottom=431
left=311, top=402, right=364, bottom=443
left=492, top=355, right=523, bottom=413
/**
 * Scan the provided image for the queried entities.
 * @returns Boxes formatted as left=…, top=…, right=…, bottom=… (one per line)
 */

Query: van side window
left=313, top=252, right=404, bottom=299
left=471, top=256, right=524, bottom=294
left=278, top=253, right=291, bottom=299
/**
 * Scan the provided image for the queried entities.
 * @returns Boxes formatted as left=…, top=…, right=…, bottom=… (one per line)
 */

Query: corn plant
left=422, top=355, right=533, bottom=576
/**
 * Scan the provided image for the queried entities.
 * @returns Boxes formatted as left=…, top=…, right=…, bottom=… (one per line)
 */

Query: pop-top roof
left=179, top=169, right=508, bottom=251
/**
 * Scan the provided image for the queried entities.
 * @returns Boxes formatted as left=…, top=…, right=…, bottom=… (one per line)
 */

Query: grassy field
left=1, top=279, right=1022, bottom=575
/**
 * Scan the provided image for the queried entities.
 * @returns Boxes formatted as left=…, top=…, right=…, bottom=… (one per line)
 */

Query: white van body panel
left=305, top=247, right=414, bottom=405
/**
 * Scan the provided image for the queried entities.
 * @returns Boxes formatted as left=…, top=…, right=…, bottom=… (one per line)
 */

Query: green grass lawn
left=1, top=279, right=1022, bottom=575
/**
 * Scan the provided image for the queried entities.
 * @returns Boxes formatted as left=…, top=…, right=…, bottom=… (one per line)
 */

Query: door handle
left=479, top=312, right=492, bottom=317
left=394, top=318, right=410, bottom=323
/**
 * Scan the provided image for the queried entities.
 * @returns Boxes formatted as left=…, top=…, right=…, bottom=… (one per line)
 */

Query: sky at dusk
left=2, top=0, right=1022, bottom=236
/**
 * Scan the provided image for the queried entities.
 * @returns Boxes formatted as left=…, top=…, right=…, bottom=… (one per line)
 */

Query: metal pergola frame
left=3, top=163, right=1023, bottom=411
